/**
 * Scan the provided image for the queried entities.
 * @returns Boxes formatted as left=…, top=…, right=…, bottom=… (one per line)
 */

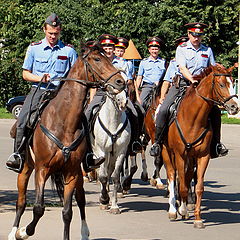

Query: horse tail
left=51, top=172, right=64, bottom=202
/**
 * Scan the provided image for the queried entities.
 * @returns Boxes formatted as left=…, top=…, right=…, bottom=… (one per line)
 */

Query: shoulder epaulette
left=30, top=40, right=42, bottom=46
left=142, top=58, right=148, bottom=61
left=180, top=42, right=187, bottom=47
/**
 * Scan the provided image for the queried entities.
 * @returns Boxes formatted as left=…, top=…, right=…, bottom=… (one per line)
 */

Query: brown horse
left=143, top=82, right=165, bottom=189
left=162, top=64, right=238, bottom=228
left=8, top=44, right=125, bottom=240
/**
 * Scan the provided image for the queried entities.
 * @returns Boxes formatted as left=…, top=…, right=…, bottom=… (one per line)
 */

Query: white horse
left=91, top=90, right=131, bottom=214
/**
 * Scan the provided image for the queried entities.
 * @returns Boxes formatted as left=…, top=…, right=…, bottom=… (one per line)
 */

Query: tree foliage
left=0, top=0, right=239, bottom=106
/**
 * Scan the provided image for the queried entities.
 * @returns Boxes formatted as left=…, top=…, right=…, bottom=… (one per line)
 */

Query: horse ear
left=227, top=62, right=238, bottom=73
left=80, top=42, right=88, bottom=56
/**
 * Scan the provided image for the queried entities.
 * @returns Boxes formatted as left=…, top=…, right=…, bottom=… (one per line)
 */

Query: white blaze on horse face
left=116, top=91, right=127, bottom=111
left=226, top=76, right=235, bottom=96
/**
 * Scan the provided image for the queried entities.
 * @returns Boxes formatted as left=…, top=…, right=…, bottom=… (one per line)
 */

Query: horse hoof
left=182, top=212, right=190, bottom=220
left=156, top=183, right=165, bottom=190
left=83, top=176, right=89, bottom=183
left=194, top=220, right=205, bottom=229
left=187, top=203, right=195, bottom=211
left=168, top=212, right=177, bottom=221
left=110, top=208, right=121, bottom=214
left=100, top=204, right=109, bottom=210
left=122, top=190, right=129, bottom=195
left=150, top=178, right=157, bottom=186
left=15, top=227, right=29, bottom=240
left=117, top=192, right=125, bottom=198
left=141, top=172, right=148, bottom=182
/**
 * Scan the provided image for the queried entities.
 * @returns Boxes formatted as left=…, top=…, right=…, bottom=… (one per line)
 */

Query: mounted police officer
left=150, top=22, right=228, bottom=158
left=6, top=13, right=103, bottom=173
left=135, top=37, right=166, bottom=110
left=85, top=34, right=142, bottom=153
left=6, top=13, right=77, bottom=173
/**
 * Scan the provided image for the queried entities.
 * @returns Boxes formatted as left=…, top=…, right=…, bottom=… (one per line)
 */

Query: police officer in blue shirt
left=6, top=13, right=78, bottom=172
left=135, top=37, right=166, bottom=110
left=150, top=22, right=228, bottom=158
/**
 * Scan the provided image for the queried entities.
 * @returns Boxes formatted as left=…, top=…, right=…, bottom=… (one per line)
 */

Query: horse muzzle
left=225, top=101, right=239, bottom=115
left=105, top=79, right=126, bottom=94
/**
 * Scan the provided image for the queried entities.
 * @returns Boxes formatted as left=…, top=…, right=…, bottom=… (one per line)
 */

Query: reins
left=195, top=73, right=238, bottom=107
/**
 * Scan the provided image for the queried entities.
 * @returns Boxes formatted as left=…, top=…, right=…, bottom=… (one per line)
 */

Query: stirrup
left=6, top=153, right=23, bottom=173
left=132, top=141, right=142, bottom=153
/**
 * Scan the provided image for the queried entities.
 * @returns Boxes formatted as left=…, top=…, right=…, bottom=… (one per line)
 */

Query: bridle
left=54, top=48, right=123, bottom=90
left=195, top=72, right=238, bottom=108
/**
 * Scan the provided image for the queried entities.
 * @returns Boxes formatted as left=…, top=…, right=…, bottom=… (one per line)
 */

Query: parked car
left=6, top=95, right=26, bottom=119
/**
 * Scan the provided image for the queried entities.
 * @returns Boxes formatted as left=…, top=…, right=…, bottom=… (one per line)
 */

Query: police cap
left=146, top=36, right=163, bottom=48
left=45, top=13, right=61, bottom=27
left=98, top=34, right=118, bottom=46
left=184, top=22, right=208, bottom=36
left=115, top=37, right=129, bottom=49
left=175, top=36, right=189, bottom=46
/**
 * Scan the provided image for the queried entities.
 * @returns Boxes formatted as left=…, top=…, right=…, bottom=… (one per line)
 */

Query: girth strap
left=174, top=118, right=210, bottom=150
left=40, top=123, right=85, bottom=163
left=97, top=115, right=128, bottom=154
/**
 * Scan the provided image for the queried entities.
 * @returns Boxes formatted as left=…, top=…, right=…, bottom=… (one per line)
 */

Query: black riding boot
left=6, top=128, right=25, bottom=173
left=83, top=119, right=105, bottom=173
left=149, top=124, right=165, bottom=157
left=210, top=106, right=228, bottom=158
left=126, top=108, right=142, bottom=154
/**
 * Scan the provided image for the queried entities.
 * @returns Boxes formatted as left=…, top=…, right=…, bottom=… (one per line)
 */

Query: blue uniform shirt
left=137, top=57, right=166, bottom=85
left=163, top=59, right=177, bottom=83
left=112, top=56, right=132, bottom=82
left=176, top=40, right=215, bottom=76
left=22, top=37, right=78, bottom=89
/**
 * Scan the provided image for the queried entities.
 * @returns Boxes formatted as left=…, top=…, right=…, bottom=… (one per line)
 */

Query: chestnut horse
left=162, top=64, right=238, bottom=228
left=8, top=44, right=125, bottom=240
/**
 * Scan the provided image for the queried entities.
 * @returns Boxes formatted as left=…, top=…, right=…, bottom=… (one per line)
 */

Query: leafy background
left=0, top=0, right=239, bottom=106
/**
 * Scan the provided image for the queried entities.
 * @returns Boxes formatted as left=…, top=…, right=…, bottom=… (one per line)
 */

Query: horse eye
left=94, top=57, right=101, bottom=62
left=219, top=82, right=225, bottom=88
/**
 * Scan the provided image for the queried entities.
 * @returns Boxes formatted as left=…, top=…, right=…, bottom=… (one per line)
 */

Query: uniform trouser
left=85, top=93, right=104, bottom=121
left=15, top=87, right=45, bottom=153
left=155, top=84, right=184, bottom=142
left=140, top=84, right=154, bottom=111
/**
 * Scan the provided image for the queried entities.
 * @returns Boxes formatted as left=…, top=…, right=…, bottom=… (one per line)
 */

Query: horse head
left=80, top=43, right=126, bottom=94
left=106, top=90, right=128, bottom=112
left=210, top=63, right=239, bottom=115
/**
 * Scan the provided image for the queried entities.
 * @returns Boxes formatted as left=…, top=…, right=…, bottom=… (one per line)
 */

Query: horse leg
left=110, top=155, right=125, bottom=214
left=75, top=172, right=90, bottom=240
left=122, top=155, right=137, bottom=192
left=140, top=150, right=148, bottom=182
left=8, top=161, right=33, bottom=240
left=177, top=157, right=189, bottom=220
left=162, top=147, right=177, bottom=221
left=98, top=165, right=110, bottom=210
left=185, top=160, right=196, bottom=211
left=194, top=156, right=210, bottom=229
left=150, top=155, right=164, bottom=189
left=15, top=168, right=48, bottom=239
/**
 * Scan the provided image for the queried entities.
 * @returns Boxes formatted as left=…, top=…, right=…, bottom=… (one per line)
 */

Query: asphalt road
left=0, top=119, right=239, bottom=240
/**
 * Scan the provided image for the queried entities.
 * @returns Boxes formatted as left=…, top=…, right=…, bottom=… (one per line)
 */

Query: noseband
left=195, top=72, right=238, bottom=107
